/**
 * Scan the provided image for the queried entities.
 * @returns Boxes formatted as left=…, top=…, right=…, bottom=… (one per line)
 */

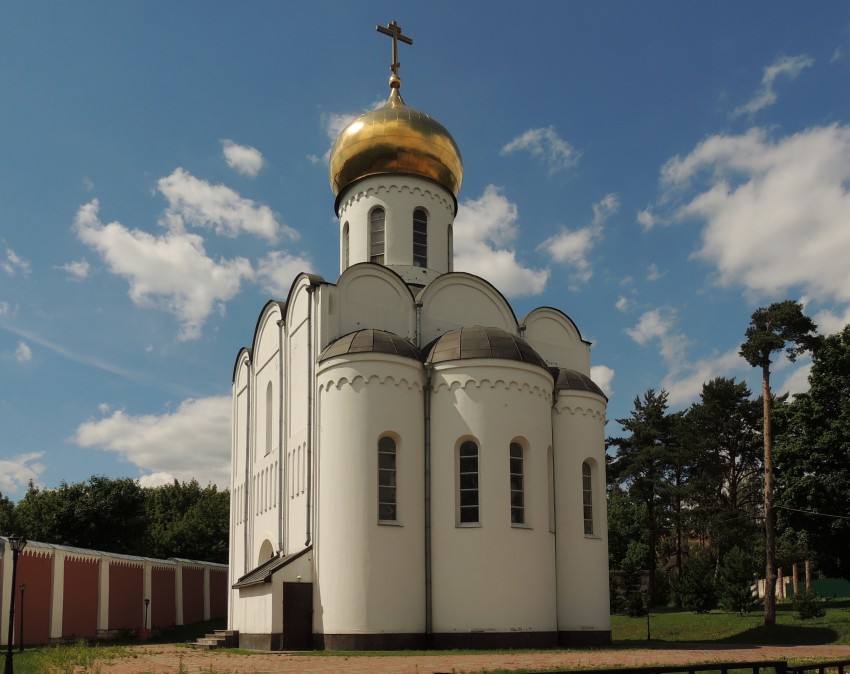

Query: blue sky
left=2, top=2, right=850, bottom=498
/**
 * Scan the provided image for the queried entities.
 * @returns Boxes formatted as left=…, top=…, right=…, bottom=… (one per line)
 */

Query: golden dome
left=329, top=84, right=463, bottom=208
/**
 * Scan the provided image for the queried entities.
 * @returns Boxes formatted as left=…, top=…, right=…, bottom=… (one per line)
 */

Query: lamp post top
left=7, top=535, right=27, bottom=553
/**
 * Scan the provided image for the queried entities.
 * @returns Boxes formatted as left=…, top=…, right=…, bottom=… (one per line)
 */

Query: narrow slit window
left=582, top=461, right=594, bottom=535
left=510, top=442, right=525, bottom=525
left=458, top=440, right=480, bottom=524
left=370, top=208, right=385, bottom=264
left=413, top=208, right=427, bottom=267
left=265, top=382, right=273, bottom=456
left=342, top=221, right=350, bottom=269
left=378, top=436, right=397, bottom=521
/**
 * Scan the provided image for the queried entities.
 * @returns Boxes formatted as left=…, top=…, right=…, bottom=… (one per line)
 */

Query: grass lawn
left=614, top=599, right=850, bottom=645
left=8, top=602, right=850, bottom=673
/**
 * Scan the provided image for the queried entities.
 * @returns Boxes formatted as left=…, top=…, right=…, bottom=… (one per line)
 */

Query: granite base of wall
left=558, top=629, right=612, bottom=647
left=239, top=632, right=281, bottom=651
left=318, top=632, right=427, bottom=650
left=430, top=631, right=559, bottom=649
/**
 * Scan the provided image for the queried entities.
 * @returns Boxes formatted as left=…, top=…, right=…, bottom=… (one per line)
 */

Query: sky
left=2, top=2, right=850, bottom=500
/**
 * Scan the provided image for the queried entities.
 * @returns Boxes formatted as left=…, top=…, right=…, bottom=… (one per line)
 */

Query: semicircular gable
left=284, top=272, right=326, bottom=329
left=336, top=263, right=416, bottom=340
left=251, top=301, right=285, bottom=369
left=418, top=272, right=518, bottom=345
left=522, top=306, right=590, bottom=373
left=232, top=347, right=252, bottom=386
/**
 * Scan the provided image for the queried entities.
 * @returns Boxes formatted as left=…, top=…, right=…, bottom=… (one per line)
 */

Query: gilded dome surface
left=328, top=87, right=463, bottom=203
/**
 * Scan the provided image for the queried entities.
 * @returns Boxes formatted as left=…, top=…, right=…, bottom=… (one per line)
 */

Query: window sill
left=456, top=522, right=482, bottom=528
left=511, top=523, right=532, bottom=530
left=584, top=534, right=601, bottom=540
left=378, top=520, right=402, bottom=527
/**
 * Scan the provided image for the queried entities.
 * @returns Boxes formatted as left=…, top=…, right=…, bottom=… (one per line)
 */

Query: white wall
left=429, top=361, right=557, bottom=633
left=552, top=390, right=611, bottom=632
left=315, top=355, right=426, bottom=635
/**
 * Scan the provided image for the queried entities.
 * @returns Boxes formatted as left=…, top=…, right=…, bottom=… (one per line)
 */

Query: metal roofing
left=319, top=329, right=420, bottom=362
left=552, top=367, right=607, bottom=401
left=232, top=546, right=312, bottom=589
left=422, top=326, right=548, bottom=369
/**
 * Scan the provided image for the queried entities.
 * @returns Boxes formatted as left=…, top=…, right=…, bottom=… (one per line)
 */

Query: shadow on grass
left=720, top=624, right=840, bottom=646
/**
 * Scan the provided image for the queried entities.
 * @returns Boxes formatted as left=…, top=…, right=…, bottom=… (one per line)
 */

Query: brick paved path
left=91, top=643, right=850, bottom=674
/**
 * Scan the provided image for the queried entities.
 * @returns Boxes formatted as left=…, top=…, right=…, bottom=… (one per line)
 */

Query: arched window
left=342, top=221, right=350, bottom=269
left=510, top=442, right=525, bottom=525
left=265, top=381, right=273, bottom=456
left=369, top=207, right=385, bottom=264
left=413, top=208, right=427, bottom=267
left=447, top=224, right=453, bottom=272
left=378, top=436, right=397, bottom=522
left=458, top=440, right=480, bottom=524
left=582, top=461, right=594, bottom=535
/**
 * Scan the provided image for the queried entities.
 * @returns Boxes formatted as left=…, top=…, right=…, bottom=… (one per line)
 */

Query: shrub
left=718, top=546, right=759, bottom=615
left=793, top=591, right=826, bottom=619
left=677, top=553, right=718, bottom=613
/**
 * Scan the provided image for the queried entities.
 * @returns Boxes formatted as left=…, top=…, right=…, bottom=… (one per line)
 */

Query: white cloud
left=2, top=248, right=30, bottom=276
left=653, top=125, right=850, bottom=319
left=590, top=364, right=615, bottom=398
left=0, top=452, right=46, bottom=495
left=73, top=396, right=231, bottom=488
left=626, top=308, right=748, bottom=406
left=453, top=185, right=549, bottom=296
left=221, top=139, right=266, bottom=178
left=646, top=263, right=665, bottom=282
left=813, top=306, right=850, bottom=335
left=74, top=199, right=254, bottom=341
left=83, top=177, right=95, bottom=191
left=662, top=347, right=744, bottom=407
left=539, top=194, right=618, bottom=283
left=615, top=296, right=630, bottom=312
left=157, top=168, right=292, bottom=242
left=501, top=126, right=581, bottom=174
left=14, top=341, right=32, bottom=363
left=0, top=301, right=9, bottom=317
left=255, top=250, right=314, bottom=297
left=637, top=208, right=660, bottom=230
left=734, top=54, right=814, bottom=117
left=58, top=258, right=91, bottom=280
left=779, top=360, right=812, bottom=398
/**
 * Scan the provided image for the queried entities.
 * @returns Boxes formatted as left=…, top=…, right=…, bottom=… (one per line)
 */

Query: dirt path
left=91, top=642, right=850, bottom=674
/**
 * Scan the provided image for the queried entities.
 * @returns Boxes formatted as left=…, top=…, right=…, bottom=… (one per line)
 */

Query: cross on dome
left=376, top=20, right=413, bottom=88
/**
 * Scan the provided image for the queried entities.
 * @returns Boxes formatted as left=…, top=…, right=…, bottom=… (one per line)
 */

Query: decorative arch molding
left=432, top=376, right=552, bottom=401
left=318, top=372, right=425, bottom=394
left=552, top=404, right=606, bottom=422
left=338, top=182, right=455, bottom=218
left=283, top=272, right=326, bottom=329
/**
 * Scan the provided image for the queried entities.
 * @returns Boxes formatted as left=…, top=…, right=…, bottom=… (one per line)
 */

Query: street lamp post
left=17, top=586, right=24, bottom=653
left=3, top=535, right=27, bottom=674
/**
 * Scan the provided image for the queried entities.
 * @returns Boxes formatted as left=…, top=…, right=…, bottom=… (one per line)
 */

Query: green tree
left=608, top=389, right=674, bottom=605
left=606, top=484, right=648, bottom=570
left=684, top=378, right=763, bottom=557
left=740, top=299, right=818, bottom=626
left=718, top=546, right=759, bottom=615
left=145, top=480, right=229, bottom=563
left=777, top=325, right=850, bottom=579
left=677, top=553, right=718, bottom=613
left=0, top=491, right=16, bottom=535
left=15, top=476, right=147, bottom=555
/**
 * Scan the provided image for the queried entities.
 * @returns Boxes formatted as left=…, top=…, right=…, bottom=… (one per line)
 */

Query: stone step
left=191, top=629, right=239, bottom=650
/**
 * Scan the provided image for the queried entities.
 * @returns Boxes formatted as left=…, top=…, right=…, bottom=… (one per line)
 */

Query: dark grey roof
left=552, top=367, right=607, bottom=400
left=423, top=326, right=548, bottom=369
left=319, top=329, right=420, bottom=362
left=232, top=546, right=311, bottom=589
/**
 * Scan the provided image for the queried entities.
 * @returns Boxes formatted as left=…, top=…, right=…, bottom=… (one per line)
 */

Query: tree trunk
left=763, top=362, right=776, bottom=626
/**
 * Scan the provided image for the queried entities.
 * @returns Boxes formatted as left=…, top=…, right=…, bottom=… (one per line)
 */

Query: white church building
left=228, top=22, right=611, bottom=650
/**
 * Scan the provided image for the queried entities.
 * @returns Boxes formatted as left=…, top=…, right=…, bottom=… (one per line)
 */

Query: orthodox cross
left=376, top=20, right=413, bottom=78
